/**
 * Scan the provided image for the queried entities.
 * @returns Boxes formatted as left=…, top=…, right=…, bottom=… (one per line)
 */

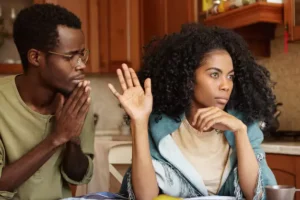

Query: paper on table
left=62, top=192, right=127, bottom=200
left=185, top=196, right=236, bottom=200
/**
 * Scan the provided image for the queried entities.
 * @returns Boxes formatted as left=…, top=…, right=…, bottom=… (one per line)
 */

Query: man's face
left=39, top=25, right=87, bottom=95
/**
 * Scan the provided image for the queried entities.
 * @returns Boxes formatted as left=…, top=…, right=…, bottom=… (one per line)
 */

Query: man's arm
left=62, top=141, right=89, bottom=182
left=61, top=106, right=95, bottom=184
left=0, top=136, right=59, bottom=192
left=0, top=81, right=91, bottom=192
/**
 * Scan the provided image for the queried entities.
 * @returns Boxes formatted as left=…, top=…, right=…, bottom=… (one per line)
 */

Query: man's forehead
left=56, top=25, right=84, bottom=51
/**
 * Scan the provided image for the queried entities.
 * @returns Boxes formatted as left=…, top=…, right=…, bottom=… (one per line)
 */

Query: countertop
left=262, top=138, right=300, bottom=156
left=96, top=133, right=300, bottom=156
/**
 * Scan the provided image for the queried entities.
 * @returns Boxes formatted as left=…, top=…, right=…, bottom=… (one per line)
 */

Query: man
left=0, top=4, right=94, bottom=200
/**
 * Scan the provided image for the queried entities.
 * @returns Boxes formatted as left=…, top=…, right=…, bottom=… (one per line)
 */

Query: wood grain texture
left=204, top=2, right=283, bottom=29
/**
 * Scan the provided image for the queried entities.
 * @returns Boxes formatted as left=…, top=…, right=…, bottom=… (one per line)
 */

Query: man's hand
left=52, top=80, right=91, bottom=146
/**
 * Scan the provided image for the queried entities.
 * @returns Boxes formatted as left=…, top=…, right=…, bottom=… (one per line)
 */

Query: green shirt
left=0, top=75, right=95, bottom=200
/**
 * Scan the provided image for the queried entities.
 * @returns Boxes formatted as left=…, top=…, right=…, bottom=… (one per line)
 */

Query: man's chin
left=57, top=86, right=73, bottom=97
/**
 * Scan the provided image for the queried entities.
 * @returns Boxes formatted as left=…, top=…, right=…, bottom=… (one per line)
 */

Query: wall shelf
left=204, top=2, right=283, bottom=29
left=0, top=64, right=23, bottom=74
left=202, top=2, right=284, bottom=57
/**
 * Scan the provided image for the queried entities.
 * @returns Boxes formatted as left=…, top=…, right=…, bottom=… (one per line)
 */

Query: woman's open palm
left=108, top=64, right=153, bottom=121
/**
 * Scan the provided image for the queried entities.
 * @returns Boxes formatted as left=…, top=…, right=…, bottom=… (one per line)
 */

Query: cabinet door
left=141, top=0, right=198, bottom=47
left=284, top=0, right=300, bottom=41
left=99, top=0, right=141, bottom=73
left=0, top=0, right=43, bottom=74
left=44, top=0, right=100, bottom=73
left=266, top=154, right=300, bottom=200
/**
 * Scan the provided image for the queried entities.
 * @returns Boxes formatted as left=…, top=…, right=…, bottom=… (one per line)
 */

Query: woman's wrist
left=233, top=123, right=247, bottom=137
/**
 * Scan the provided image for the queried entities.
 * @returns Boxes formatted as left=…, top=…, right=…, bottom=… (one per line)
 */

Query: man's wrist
left=69, top=137, right=81, bottom=145
left=47, top=134, right=65, bottom=148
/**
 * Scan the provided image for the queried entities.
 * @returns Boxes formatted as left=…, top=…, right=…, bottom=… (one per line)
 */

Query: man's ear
left=27, top=49, right=42, bottom=67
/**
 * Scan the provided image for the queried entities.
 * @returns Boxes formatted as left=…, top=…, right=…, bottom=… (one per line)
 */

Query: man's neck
left=16, top=74, right=57, bottom=115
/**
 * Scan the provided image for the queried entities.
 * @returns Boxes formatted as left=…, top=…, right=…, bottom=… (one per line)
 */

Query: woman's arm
left=234, top=126, right=259, bottom=200
left=193, top=107, right=260, bottom=199
left=131, top=120, right=159, bottom=200
left=108, top=64, right=158, bottom=200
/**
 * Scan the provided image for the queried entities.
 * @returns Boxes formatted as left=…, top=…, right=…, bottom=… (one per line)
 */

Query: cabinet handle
left=284, top=24, right=289, bottom=53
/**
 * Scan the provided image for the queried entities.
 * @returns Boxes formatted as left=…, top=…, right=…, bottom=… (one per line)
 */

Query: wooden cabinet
left=0, top=0, right=198, bottom=74
left=141, top=0, right=198, bottom=48
left=45, top=0, right=101, bottom=73
left=98, top=0, right=141, bottom=73
left=201, top=0, right=300, bottom=54
left=266, top=153, right=300, bottom=200
left=0, top=0, right=42, bottom=74
left=284, top=0, right=300, bottom=41
left=203, top=2, right=283, bottom=57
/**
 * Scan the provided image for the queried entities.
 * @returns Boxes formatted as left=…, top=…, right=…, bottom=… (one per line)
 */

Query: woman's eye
left=228, top=74, right=235, bottom=80
left=210, top=72, right=219, bottom=78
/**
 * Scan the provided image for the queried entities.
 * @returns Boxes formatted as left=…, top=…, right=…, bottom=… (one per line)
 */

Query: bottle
left=218, top=0, right=230, bottom=13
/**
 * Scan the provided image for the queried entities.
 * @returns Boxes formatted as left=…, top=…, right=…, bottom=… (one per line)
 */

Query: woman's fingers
left=122, top=63, right=134, bottom=88
left=129, top=68, right=141, bottom=87
left=195, top=107, right=219, bottom=130
left=144, top=78, right=152, bottom=96
left=204, top=116, right=227, bottom=131
left=117, top=68, right=127, bottom=91
left=108, top=83, right=121, bottom=98
left=199, top=111, right=223, bottom=131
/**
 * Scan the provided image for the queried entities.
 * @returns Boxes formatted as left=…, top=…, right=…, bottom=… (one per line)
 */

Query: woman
left=108, top=24, right=277, bottom=200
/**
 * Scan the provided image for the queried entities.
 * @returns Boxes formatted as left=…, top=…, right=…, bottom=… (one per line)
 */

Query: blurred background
left=0, top=0, right=300, bottom=196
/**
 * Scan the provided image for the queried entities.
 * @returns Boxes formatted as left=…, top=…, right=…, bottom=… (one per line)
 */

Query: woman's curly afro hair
left=138, top=23, right=276, bottom=125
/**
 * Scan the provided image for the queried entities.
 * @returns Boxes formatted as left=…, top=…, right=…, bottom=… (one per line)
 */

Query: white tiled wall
left=88, top=74, right=125, bottom=135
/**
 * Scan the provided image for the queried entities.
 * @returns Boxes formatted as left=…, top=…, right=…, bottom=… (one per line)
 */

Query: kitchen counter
left=95, top=134, right=300, bottom=156
left=262, top=138, right=300, bottom=155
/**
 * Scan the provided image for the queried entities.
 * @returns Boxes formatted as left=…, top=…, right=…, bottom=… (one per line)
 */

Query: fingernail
left=87, top=97, right=91, bottom=102
left=78, top=82, right=82, bottom=87
left=85, top=87, right=90, bottom=92
left=204, top=127, right=208, bottom=130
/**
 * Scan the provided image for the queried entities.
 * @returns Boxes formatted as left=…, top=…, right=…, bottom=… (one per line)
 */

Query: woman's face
left=192, top=49, right=234, bottom=110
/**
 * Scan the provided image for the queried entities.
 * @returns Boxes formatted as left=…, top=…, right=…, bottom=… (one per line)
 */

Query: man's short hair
left=13, top=3, right=81, bottom=72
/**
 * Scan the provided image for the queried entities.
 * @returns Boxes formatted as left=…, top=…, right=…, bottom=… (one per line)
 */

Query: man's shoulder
left=0, top=75, right=15, bottom=92
left=0, top=75, right=17, bottom=106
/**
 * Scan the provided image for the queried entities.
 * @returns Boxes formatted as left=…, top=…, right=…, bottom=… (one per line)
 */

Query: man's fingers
left=78, top=97, right=91, bottom=119
left=68, top=81, right=89, bottom=112
left=54, top=93, right=65, bottom=118
left=74, top=86, right=91, bottom=115
left=64, top=81, right=85, bottom=110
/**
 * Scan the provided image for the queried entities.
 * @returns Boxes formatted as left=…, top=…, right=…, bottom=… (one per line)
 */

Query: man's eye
left=64, top=55, right=74, bottom=60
